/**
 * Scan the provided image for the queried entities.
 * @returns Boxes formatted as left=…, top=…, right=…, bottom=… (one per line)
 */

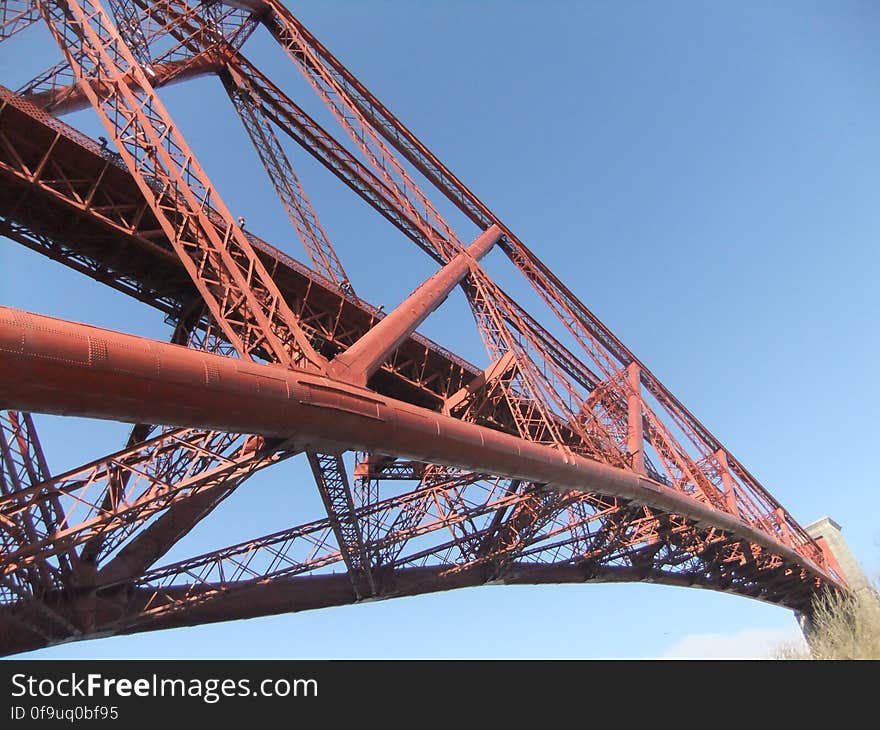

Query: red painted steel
left=0, top=306, right=833, bottom=581
left=25, top=54, right=219, bottom=114
left=0, top=0, right=844, bottom=655
left=0, top=0, right=40, bottom=41
left=328, top=225, right=503, bottom=385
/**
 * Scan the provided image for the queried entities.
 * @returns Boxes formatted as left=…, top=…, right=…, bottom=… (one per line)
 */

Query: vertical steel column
left=328, top=225, right=502, bottom=385
left=626, top=363, right=645, bottom=475
left=716, top=449, right=738, bottom=515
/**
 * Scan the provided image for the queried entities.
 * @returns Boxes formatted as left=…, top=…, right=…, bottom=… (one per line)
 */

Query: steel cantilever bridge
left=0, top=0, right=845, bottom=656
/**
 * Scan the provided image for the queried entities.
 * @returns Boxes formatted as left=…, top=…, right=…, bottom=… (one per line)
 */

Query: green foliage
left=777, top=584, right=880, bottom=660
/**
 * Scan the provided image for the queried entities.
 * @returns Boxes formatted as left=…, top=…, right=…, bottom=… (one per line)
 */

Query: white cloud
left=656, top=627, right=807, bottom=659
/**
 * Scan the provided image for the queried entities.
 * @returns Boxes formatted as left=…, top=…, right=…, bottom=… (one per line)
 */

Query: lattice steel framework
left=0, top=0, right=843, bottom=656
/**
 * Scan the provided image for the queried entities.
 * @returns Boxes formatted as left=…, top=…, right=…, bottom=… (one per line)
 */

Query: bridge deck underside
left=0, top=83, right=829, bottom=656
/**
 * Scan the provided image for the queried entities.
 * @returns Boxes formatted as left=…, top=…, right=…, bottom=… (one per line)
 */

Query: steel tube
left=25, top=56, right=220, bottom=115
left=328, top=224, right=502, bottom=385
left=0, top=306, right=833, bottom=582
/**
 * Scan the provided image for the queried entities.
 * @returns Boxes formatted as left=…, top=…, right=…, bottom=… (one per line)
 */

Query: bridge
left=0, top=0, right=846, bottom=656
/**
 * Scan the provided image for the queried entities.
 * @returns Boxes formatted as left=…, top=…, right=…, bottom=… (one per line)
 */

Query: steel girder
left=0, top=0, right=842, bottom=657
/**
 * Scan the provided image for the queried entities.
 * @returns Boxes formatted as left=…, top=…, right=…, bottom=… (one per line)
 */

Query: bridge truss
left=0, top=0, right=844, bottom=655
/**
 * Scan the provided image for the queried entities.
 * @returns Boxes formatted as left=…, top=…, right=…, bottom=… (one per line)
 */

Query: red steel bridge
left=0, top=1, right=846, bottom=655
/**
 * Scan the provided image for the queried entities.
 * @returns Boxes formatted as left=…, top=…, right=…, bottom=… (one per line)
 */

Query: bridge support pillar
left=804, top=516, right=871, bottom=594
left=797, top=516, right=877, bottom=652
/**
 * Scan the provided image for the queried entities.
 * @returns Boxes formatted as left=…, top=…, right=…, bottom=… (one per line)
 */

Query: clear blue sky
left=1, top=0, right=878, bottom=658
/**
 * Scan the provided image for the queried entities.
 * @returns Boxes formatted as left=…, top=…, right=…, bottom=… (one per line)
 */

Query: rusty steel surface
left=0, top=0, right=843, bottom=656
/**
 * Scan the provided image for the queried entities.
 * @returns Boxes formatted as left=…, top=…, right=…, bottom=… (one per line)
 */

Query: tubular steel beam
left=0, top=307, right=837, bottom=587
left=626, top=363, right=646, bottom=475
left=328, top=224, right=503, bottom=386
left=23, top=54, right=221, bottom=115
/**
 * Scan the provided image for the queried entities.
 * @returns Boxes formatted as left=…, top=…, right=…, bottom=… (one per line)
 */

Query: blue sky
left=1, top=1, right=878, bottom=658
